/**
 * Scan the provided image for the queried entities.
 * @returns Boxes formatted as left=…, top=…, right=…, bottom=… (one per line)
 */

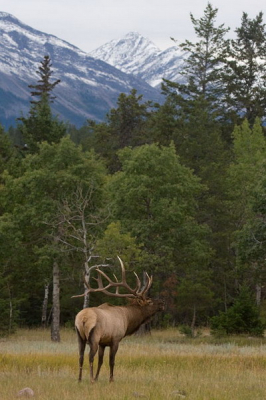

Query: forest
left=1, top=4, right=266, bottom=340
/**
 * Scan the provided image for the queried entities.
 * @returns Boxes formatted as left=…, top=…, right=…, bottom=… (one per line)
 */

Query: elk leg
left=77, top=333, right=86, bottom=382
left=109, top=342, right=119, bottom=383
left=94, top=345, right=105, bottom=381
left=89, top=342, right=99, bottom=383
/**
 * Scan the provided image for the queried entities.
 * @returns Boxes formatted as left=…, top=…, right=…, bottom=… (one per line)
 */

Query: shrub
left=211, top=286, right=265, bottom=336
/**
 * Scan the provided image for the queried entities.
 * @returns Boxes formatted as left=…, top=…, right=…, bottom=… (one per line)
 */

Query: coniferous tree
left=222, top=12, right=266, bottom=124
left=92, top=89, right=152, bottom=172
left=163, top=3, right=229, bottom=117
left=160, top=4, right=233, bottom=311
left=19, top=55, right=65, bottom=152
left=29, top=55, right=60, bottom=106
left=0, top=126, right=14, bottom=175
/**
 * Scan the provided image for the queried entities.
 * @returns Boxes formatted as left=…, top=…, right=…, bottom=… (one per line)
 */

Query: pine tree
left=29, top=55, right=60, bottom=106
left=19, top=55, right=65, bottom=152
left=163, top=3, right=229, bottom=116
left=222, top=12, right=266, bottom=124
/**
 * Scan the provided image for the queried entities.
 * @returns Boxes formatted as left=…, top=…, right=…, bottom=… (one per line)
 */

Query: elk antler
left=79, top=256, right=152, bottom=299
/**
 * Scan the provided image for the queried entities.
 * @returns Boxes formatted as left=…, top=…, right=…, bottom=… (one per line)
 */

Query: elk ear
left=136, top=298, right=153, bottom=306
left=127, top=297, right=152, bottom=306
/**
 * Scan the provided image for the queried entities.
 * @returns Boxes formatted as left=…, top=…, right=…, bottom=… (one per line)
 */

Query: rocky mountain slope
left=0, top=13, right=162, bottom=129
left=90, top=31, right=184, bottom=87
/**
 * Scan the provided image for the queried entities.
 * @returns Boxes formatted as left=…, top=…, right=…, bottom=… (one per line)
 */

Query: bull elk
left=73, top=257, right=164, bottom=383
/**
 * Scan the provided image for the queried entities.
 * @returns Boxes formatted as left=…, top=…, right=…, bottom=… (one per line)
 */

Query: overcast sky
left=1, top=0, right=265, bottom=53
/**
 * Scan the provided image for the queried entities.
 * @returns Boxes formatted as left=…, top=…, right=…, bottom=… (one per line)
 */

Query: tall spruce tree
left=222, top=12, right=266, bottom=124
left=19, top=55, right=65, bottom=152
left=163, top=3, right=229, bottom=117
left=29, top=55, right=60, bottom=106
left=160, top=4, right=232, bottom=310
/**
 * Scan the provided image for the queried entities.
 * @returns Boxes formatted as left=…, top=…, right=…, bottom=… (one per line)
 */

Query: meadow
left=1, top=328, right=266, bottom=399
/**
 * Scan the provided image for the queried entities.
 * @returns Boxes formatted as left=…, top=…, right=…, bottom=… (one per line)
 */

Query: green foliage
left=108, top=143, right=211, bottom=285
left=145, top=98, right=179, bottom=146
left=91, top=89, right=152, bottom=172
left=96, top=221, right=143, bottom=262
left=107, top=89, right=151, bottom=148
left=28, top=55, right=60, bottom=105
left=18, top=55, right=65, bottom=153
left=177, top=278, right=213, bottom=315
left=19, top=94, right=66, bottom=153
left=0, top=125, right=14, bottom=175
left=222, top=12, right=266, bottom=124
left=159, top=6, right=232, bottom=309
left=178, top=324, right=202, bottom=338
left=232, top=117, right=266, bottom=164
left=164, top=3, right=229, bottom=115
left=0, top=211, right=26, bottom=334
left=0, top=137, right=107, bottom=329
left=211, top=286, right=265, bottom=336
left=227, top=118, right=266, bottom=287
left=0, top=297, right=18, bottom=337
left=235, top=178, right=266, bottom=287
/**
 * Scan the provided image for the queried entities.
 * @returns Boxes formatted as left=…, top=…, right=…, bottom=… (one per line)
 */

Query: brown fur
left=75, top=299, right=164, bottom=383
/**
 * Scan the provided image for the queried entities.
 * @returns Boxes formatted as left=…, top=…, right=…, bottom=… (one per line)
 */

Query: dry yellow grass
left=1, top=328, right=266, bottom=399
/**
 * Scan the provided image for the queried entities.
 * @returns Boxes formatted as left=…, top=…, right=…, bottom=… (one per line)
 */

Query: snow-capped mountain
left=0, top=13, right=162, bottom=129
left=90, top=32, right=184, bottom=87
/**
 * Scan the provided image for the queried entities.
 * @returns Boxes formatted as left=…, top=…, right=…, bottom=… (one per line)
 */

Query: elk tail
left=75, top=310, right=97, bottom=341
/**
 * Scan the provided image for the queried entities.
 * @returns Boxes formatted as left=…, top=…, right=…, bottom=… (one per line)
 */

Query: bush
left=211, top=286, right=265, bottom=336
left=179, top=324, right=202, bottom=338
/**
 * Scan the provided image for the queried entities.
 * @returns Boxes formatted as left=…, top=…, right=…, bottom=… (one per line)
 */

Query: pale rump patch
left=75, top=308, right=97, bottom=340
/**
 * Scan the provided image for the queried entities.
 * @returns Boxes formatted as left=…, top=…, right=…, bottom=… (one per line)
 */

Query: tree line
left=1, top=4, right=266, bottom=339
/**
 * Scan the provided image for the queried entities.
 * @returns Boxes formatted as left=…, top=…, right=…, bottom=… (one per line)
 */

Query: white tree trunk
left=41, top=282, right=49, bottom=327
left=83, top=288, right=90, bottom=309
left=51, top=261, right=60, bottom=342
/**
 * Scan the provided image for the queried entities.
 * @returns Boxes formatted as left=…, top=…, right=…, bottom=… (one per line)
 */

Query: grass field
left=1, top=328, right=266, bottom=399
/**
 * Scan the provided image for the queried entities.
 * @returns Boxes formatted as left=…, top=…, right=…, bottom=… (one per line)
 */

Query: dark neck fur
left=124, top=304, right=157, bottom=336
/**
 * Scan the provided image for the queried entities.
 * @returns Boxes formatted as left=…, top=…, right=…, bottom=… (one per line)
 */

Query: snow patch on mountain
left=90, top=32, right=185, bottom=87
left=0, top=12, right=162, bottom=128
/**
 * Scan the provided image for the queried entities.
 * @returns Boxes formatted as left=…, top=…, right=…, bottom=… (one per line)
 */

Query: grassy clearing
left=1, top=328, right=266, bottom=399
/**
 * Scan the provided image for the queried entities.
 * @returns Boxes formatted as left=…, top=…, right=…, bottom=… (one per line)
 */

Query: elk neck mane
left=124, top=298, right=157, bottom=335
left=96, top=298, right=156, bottom=335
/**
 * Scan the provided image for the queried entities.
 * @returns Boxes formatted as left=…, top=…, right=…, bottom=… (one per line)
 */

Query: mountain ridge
left=90, top=31, right=184, bottom=87
left=0, top=12, right=162, bottom=129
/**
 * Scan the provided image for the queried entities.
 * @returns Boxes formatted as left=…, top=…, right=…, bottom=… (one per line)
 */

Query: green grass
left=1, top=328, right=266, bottom=399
